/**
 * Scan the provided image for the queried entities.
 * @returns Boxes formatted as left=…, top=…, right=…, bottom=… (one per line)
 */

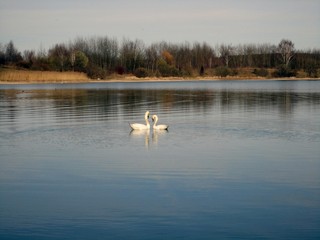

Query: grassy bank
left=0, top=68, right=318, bottom=84
left=0, top=68, right=90, bottom=83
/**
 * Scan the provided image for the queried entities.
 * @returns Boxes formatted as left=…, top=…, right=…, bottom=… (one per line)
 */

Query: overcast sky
left=1, top=0, right=319, bottom=51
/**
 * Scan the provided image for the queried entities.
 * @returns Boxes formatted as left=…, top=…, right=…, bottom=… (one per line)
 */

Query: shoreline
left=1, top=76, right=319, bottom=85
left=1, top=69, right=319, bottom=85
left=0, top=78, right=320, bottom=86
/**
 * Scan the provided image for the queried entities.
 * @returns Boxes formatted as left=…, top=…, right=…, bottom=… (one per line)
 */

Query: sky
left=0, top=0, right=319, bottom=52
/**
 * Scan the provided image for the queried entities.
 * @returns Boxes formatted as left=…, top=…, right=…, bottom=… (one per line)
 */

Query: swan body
left=152, top=114, right=169, bottom=130
left=129, top=111, right=150, bottom=130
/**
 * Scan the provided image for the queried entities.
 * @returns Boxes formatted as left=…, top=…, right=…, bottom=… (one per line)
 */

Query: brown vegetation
left=0, top=68, right=89, bottom=83
left=1, top=67, right=318, bottom=84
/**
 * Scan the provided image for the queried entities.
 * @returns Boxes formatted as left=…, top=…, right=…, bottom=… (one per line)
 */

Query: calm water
left=0, top=80, right=319, bottom=239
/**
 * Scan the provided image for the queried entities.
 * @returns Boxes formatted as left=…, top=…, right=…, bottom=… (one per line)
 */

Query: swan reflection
left=129, top=128, right=168, bottom=149
left=152, top=129, right=168, bottom=146
left=129, top=129, right=150, bottom=148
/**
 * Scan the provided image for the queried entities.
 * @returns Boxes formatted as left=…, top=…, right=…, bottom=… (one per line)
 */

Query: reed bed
left=0, top=69, right=89, bottom=83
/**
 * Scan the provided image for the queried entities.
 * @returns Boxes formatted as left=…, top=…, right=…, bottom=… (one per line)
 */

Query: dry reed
left=0, top=69, right=89, bottom=83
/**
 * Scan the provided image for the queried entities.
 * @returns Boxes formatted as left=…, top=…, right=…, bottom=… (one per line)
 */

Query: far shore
left=0, top=68, right=319, bottom=85
left=1, top=76, right=319, bottom=85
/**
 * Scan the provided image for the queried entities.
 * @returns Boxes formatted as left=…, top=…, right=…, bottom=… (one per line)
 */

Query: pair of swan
left=129, top=111, right=169, bottom=130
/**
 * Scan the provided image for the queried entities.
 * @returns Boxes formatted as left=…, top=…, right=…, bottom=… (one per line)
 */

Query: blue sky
left=0, top=0, right=319, bottom=51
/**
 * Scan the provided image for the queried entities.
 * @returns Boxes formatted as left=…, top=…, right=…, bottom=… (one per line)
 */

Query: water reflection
left=1, top=82, right=320, bottom=147
left=129, top=129, right=169, bottom=149
left=152, top=129, right=169, bottom=146
left=1, top=82, right=320, bottom=144
left=1, top=86, right=320, bottom=123
left=0, top=81, right=320, bottom=240
left=129, top=129, right=151, bottom=149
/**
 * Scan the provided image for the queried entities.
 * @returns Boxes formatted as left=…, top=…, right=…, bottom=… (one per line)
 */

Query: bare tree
left=120, top=38, right=145, bottom=72
left=97, top=36, right=118, bottom=70
left=48, top=44, right=69, bottom=71
left=23, top=50, right=35, bottom=63
left=145, top=43, right=160, bottom=73
left=3, top=37, right=319, bottom=78
left=278, top=39, right=295, bottom=67
left=0, top=43, right=5, bottom=64
left=5, top=40, right=21, bottom=64
left=70, top=50, right=76, bottom=71
left=192, top=42, right=214, bottom=72
left=219, top=44, right=233, bottom=67
left=175, top=42, right=192, bottom=71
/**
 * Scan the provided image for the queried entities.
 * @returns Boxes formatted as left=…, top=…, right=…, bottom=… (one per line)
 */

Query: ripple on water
left=0, top=81, right=320, bottom=240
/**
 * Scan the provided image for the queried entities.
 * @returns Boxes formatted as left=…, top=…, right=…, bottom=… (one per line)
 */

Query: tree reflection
left=1, top=85, right=320, bottom=128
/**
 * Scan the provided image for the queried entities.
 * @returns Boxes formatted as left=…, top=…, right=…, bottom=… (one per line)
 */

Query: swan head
left=145, top=111, right=150, bottom=119
left=152, top=115, right=158, bottom=122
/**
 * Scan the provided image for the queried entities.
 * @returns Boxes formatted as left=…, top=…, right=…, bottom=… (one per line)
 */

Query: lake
left=0, top=80, right=319, bottom=239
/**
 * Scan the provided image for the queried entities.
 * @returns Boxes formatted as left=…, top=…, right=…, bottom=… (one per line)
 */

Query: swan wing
left=130, top=123, right=150, bottom=130
left=154, top=124, right=169, bottom=130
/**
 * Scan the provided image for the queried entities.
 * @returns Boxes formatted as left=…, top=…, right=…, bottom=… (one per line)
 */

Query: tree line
left=1, top=37, right=319, bottom=78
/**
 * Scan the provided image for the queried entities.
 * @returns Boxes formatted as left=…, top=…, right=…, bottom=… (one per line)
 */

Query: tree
left=5, top=41, right=22, bottom=64
left=157, top=58, right=179, bottom=77
left=162, top=50, right=174, bottom=65
left=134, top=67, right=149, bottom=78
left=278, top=39, right=295, bottom=67
left=74, top=51, right=88, bottom=71
left=305, top=61, right=318, bottom=77
left=119, top=39, right=145, bottom=72
left=95, top=36, right=118, bottom=71
left=49, top=44, right=69, bottom=71
left=33, top=45, right=50, bottom=70
left=192, top=42, right=214, bottom=69
left=199, top=65, right=205, bottom=76
left=0, top=43, right=5, bottom=65
left=174, top=42, right=192, bottom=71
left=16, top=50, right=36, bottom=68
left=70, top=50, right=76, bottom=71
left=145, top=43, right=160, bottom=73
left=219, top=44, right=233, bottom=67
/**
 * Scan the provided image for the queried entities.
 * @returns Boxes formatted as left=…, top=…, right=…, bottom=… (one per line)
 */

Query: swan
left=129, top=111, right=150, bottom=130
left=152, top=114, right=169, bottom=130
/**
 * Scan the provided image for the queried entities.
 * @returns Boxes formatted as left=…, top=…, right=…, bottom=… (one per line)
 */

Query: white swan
left=152, top=114, right=169, bottom=130
left=129, top=111, right=150, bottom=130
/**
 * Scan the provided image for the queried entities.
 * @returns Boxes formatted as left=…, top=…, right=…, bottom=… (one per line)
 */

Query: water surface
left=0, top=80, right=320, bottom=239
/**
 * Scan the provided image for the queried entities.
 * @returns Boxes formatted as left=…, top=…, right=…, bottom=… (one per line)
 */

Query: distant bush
left=304, top=62, right=318, bottom=78
left=115, top=66, right=125, bottom=75
left=253, top=68, right=269, bottom=77
left=272, top=65, right=296, bottom=77
left=31, top=61, right=51, bottom=71
left=74, top=51, right=88, bottom=72
left=180, top=67, right=193, bottom=77
left=170, top=66, right=180, bottom=77
left=215, top=66, right=231, bottom=77
left=134, top=67, right=149, bottom=78
left=86, top=64, right=107, bottom=79
left=199, top=66, right=205, bottom=76
left=17, top=60, right=32, bottom=69
left=157, top=59, right=180, bottom=77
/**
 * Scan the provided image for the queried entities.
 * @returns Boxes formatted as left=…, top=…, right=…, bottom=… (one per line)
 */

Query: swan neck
left=145, top=115, right=150, bottom=126
left=153, top=117, right=158, bottom=127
